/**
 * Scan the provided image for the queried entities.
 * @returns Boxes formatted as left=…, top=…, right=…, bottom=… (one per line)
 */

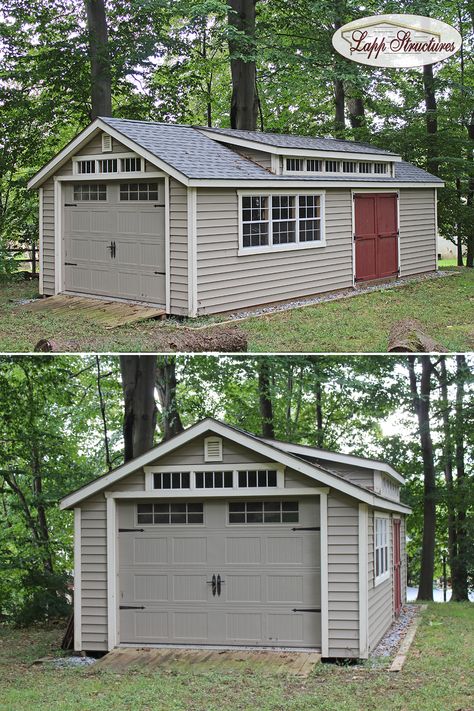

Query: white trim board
left=58, top=172, right=166, bottom=182
left=38, top=187, right=44, bottom=295
left=187, top=179, right=443, bottom=189
left=73, top=508, right=82, bottom=651
left=358, top=503, right=369, bottom=659
left=104, top=487, right=329, bottom=500
left=320, top=491, right=328, bottom=657
left=106, top=496, right=117, bottom=651
left=164, top=175, right=171, bottom=313
left=53, top=179, right=62, bottom=294
left=60, top=418, right=411, bottom=514
left=187, top=186, right=198, bottom=317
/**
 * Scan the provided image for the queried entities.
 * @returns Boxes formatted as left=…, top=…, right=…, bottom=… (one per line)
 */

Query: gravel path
left=51, top=655, right=97, bottom=668
left=370, top=604, right=419, bottom=661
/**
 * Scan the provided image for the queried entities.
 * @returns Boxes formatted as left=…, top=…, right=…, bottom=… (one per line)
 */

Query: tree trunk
left=96, top=356, right=113, bottom=471
left=437, top=357, right=458, bottom=597
left=423, top=64, right=438, bottom=176
left=407, top=356, right=436, bottom=601
left=455, top=178, right=464, bottom=266
left=228, top=0, right=258, bottom=130
left=258, top=359, right=274, bottom=439
left=347, top=97, right=365, bottom=129
left=466, top=112, right=474, bottom=267
left=315, top=378, right=324, bottom=448
left=120, top=356, right=157, bottom=462
left=334, top=78, right=345, bottom=137
left=84, top=0, right=112, bottom=119
left=452, top=355, right=469, bottom=600
left=156, top=357, right=184, bottom=441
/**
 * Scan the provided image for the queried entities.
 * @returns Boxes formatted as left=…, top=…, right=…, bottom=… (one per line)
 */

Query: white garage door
left=63, top=181, right=166, bottom=304
left=117, top=498, right=321, bottom=648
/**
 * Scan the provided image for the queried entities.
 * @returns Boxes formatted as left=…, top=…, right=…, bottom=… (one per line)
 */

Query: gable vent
left=102, top=134, right=112, bottom=152
left=204, top=436, right=223, bottom=462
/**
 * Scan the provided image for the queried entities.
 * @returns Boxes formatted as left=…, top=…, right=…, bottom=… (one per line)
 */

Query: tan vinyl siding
left=368, top=509, right=393, bottom=651
left=327, top=493, right=359, bottom=657
left=399, top=188, right=437, bottom=276
left=234, top=147, right=273, bottom=171
left=80, top=495, right=108, bottom=650
left=195, top=188, right=353, bottom=315
left=154, top=436, right=270, bottom=468
left=76, top=133, right=135, bottom=156
left=42, top=179, right=55, bottom=295
left=169, top=179, right=188, bottom=314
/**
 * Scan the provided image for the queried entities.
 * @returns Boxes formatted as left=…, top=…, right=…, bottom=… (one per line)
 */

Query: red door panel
left=354, top=195, right=378, bottom=281
left=354, top=194, right=399, bottom=281
left=393, top=519, right=402, bottom=616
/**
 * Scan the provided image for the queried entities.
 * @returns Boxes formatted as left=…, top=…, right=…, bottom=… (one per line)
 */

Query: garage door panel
left=118, top=499, right=321, bottom=648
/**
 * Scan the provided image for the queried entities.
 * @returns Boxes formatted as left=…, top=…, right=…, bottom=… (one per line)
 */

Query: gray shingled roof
left=200, top=126, right=397, bottom=156
left=100, top=117, right=442, bottom=184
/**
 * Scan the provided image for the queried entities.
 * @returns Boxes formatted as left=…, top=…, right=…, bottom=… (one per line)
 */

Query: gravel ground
left=370, top=604, right=419, bottom=660
left=184, top=270, right=456, bottom=327
left=51, top=655, right=97, bottom=668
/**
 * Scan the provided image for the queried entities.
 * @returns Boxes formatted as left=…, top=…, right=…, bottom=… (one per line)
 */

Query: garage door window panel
left=137, top=502, right=204, bottom=525
left=120, top=183, right=159, bottom=201
left=229, top=501, right=299, bottom=524
left=73, top=184, right=107, bottom=201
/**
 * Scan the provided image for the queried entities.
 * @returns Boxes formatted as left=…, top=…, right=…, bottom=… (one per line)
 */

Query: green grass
left=0, top=604, right=472, bottom=711
left=0, top=268, right=472, bottom=352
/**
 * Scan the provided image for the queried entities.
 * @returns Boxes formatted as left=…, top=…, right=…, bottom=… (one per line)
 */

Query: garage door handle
left=207, top=574, right=217, bottom=596
left=118, top=528, right=145, bottom=532
left=64, top=203, right=77, bottom=207
left=154, top=204, right=165, bottom=207
left=154, top=271, right=165, bottom=275
left=119, top=605, right=146, bottom=610
left=291, top=527, right=320, bottom=531
left=216, top=574, right=225, bottom=596
left=64, top=262, right=77, bottom=266
left=292, top=608, right=321, bottom=613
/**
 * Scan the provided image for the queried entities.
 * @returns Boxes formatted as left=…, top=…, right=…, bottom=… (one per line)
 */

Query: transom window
left=98, top=158, right=118, bottom=173
left=325, top=160, right=340, bottom=172
left=373, top=162, right=387, bottom=174
left=286, top=158, right=304, bottom=171
left=196, top=471, right=233, bottom=488
left=229, top=501, right=299, bottom=524
left=375, top=515, right=390, bottom=583
left=283, top=158, right=391, bottom=175
left=153, top=471, right=190, bottom=489
left=342, top=161, right=357, bottom=173
left=122, top=157, right=142, bottom=172
left=241, top=194, right=323, bottom=251
left=238, top=470, right=277, bottom=487
left=73, top=184, right=107, bottom=201
left=77, top=160, right=96, bottom=174
left=306, top=159, right=322, bottom=172
left=120, top=182, right=159, bottom=201
left=137, top=502, right=203, bottom=525
left=359, top=162, right=372, bottom=174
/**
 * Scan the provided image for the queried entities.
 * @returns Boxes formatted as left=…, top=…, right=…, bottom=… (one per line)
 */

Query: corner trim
left=53, top=179, right=62, bottom=294
left=107, top=496, right=117, bottom=650
left=38, top=187, right=44, bottom=295
left=358, top=503, right=369, bottom=659
left=73, top=508, right=82, bottom=651
left=187, top=186, right=198, bottom=317
left=320, top=491, right=328, bottom=657
left=164, top=175, right=171, bottom=314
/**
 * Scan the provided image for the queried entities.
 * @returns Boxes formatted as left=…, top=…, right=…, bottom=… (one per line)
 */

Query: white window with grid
left=373, top=162, right=388, bottom=174
left=325, top=160, right=340, bottom=172
left=359, top=162, right=372, bottom=174
left=374, top=513, right=390, bottom=585
left=119, top=182, right=159, bottom=201
left=286, top=158, right=304, bottom=171
left=137, top=502, right=204, bottom=525
left=342, top=161, right=357, bottom=173
left=306, top=159, right=322, bottom=172
left=73, top=184, right=107, bottom=201
left=97, top=158, right=118, bottom=173
left=121, top=156, right=142, bottom=172
left=240, top=192, right=324, bottom=253
left=77, top=160, right=96, bottom=175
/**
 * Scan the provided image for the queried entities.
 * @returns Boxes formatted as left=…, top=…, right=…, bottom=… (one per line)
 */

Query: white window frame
left=238, top=190, right=326, bottom=255
left=282, top=158, right=394, bottom=177
left=144, top=463, right=285, bottom=491
left=72, top=152, right=144, bottom=176
left=374, top=512, right=390, bottom=585
left=136, top=501, right=205, bottom=527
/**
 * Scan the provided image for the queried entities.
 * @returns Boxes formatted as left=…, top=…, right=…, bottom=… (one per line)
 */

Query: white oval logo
left=332, top=14, right=462, bottom=68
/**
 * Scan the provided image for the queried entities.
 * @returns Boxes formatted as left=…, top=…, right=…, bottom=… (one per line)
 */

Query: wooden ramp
left=93, top=647, right=321, bottom=677
left=16, top=295, right=166, bottom=329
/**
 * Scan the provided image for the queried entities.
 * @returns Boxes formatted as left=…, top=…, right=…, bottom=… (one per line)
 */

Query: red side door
left=393, top=519, right=402, bottom=616
left=354, top=194, right=398, bottom=281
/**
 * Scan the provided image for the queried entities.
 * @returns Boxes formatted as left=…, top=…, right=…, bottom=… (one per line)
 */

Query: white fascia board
left=105, top=487, right=329, bottom=500
left=60, top=418, right=411, bottom=513
left=28, top=121, right=103, bottom=189
left=262, top=438, right=405, bottom=485
left=27, top=118, right=189, bottom=190
left=188, top=179, right=442, bottom=189
left=198, top=129, right=400, bottom=162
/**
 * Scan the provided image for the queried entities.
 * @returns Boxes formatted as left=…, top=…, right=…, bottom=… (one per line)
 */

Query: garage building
left=60, top=418, right=411, bottom=658
left=28, top=118, right=443, bottom=317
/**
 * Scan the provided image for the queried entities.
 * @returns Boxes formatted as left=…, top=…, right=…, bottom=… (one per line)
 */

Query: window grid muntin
left=237, top=469, right=277, bottom=488
left=342, top=161, right=357, bottom=173
left=359, top=162, right=372, bottom=174
left=325, top=160, right=340, bottom=172
left=282, top=158, right=391, bottom=175
left=306, top=159, right=322, bottom=172
left=153, top=471, right=190, bottom=490
left=120, top=182, right=159, bottom=201
left=195, top=471, right=233, bottom=488
left=121, top=157, right=142, bottom=172
left=286, top=158, right=304, bottom=171
left=373, top=162, right=387, bottom=174
left=77, top=160, right=96, bottom=174
left=375, top=516, right=389, bottom=580
left=98, top=158, right=118, bottom=174
left=73, top=184, right=107, bottom=201
left=229, top=500, right=299, bottom=524
left=137, top=502, right=203, bottom=525
left=241, top=193, right=323, bottom=250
